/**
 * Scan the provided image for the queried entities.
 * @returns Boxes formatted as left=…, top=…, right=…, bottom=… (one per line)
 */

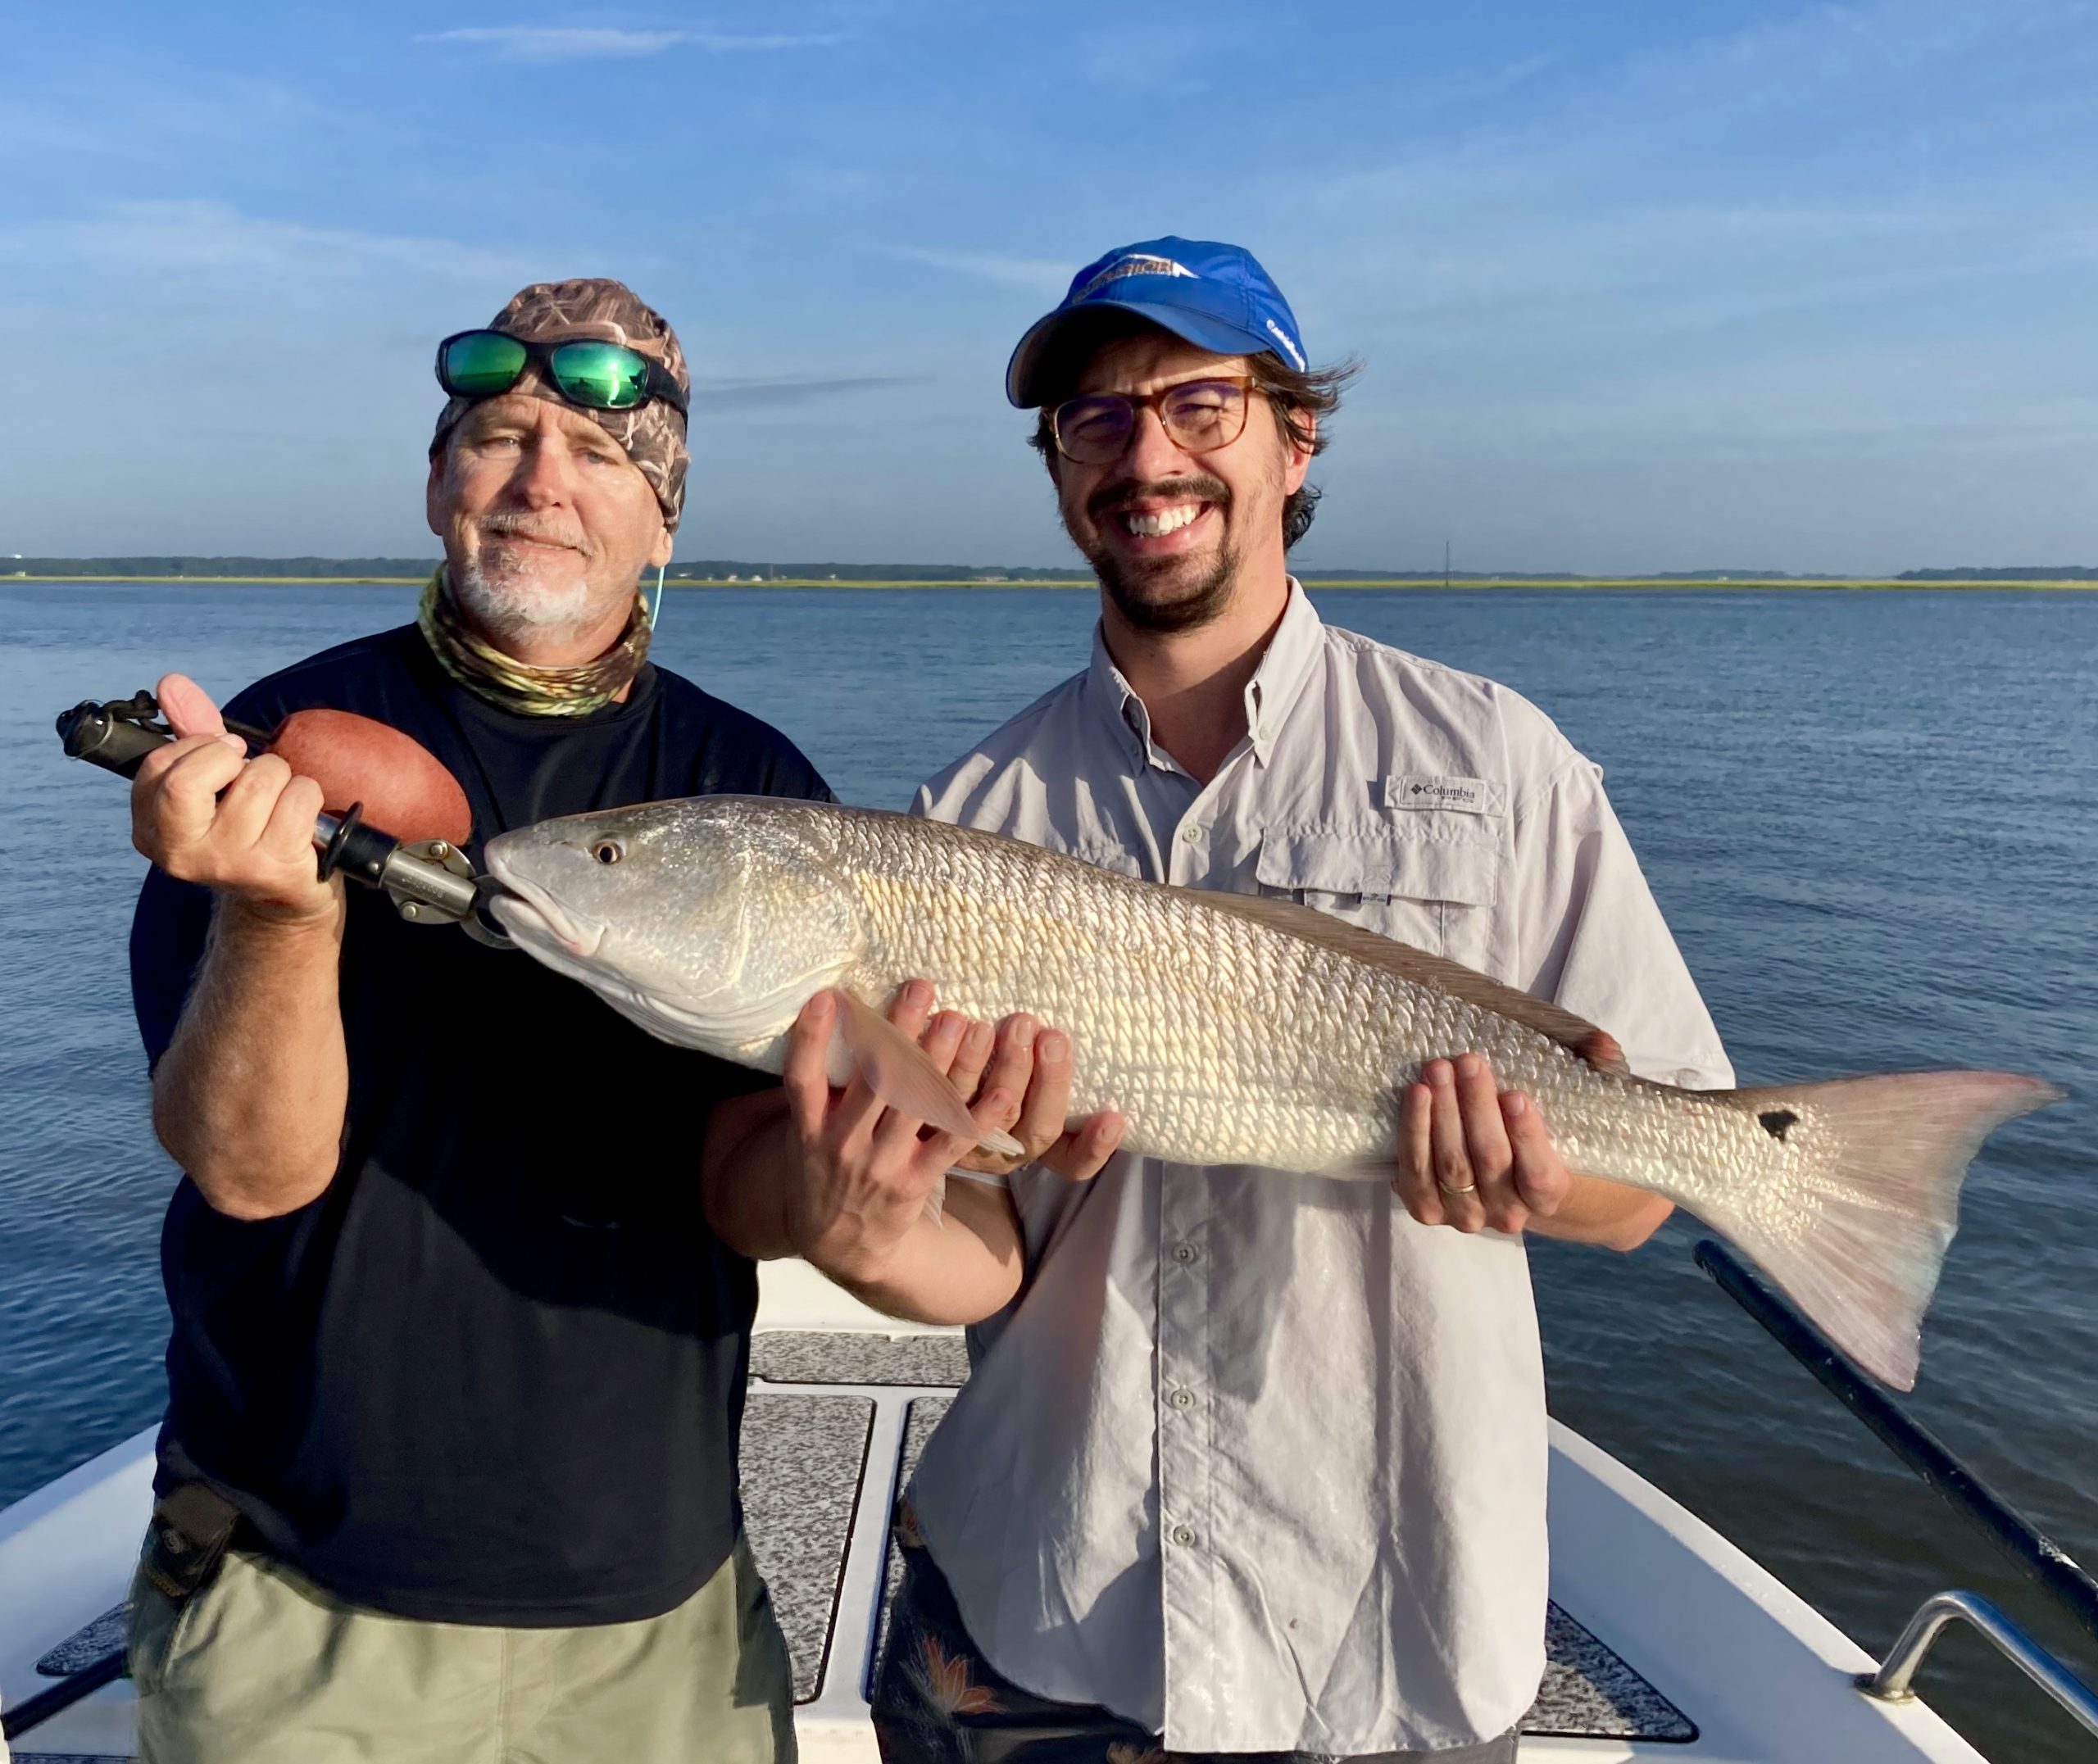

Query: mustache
left=1088, top=474, right=1231, bottom=524
left=479, top=511, right=594, bottom=556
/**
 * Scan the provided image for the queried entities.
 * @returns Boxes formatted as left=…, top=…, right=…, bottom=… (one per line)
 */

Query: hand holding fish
left=945, top=1011, right=1127, bottom=1182
left=1391, top=1032, right=1669, bottom=1246
left=779, top=981, right=1121, bottom=1292
left=1394, top=1053, right=1573, bottom=1236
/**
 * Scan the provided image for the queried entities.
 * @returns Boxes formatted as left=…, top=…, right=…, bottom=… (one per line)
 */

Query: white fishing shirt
left=906, top=582, right=1732, bottom=1754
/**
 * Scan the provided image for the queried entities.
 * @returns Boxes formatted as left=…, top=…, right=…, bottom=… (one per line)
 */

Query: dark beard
left=1074, top=474, right=1239, bottom=635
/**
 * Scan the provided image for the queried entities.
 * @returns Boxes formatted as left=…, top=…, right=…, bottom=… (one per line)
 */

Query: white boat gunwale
left=3, top=1254, right=2050, bottom=1762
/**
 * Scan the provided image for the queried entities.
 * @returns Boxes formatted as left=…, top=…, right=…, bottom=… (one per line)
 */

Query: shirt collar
left=1083, top=628, right=1172, bottom=772
left=1242, top=578, right=1323, bottom=763
left=1083, top=578, right=1326, bottom=772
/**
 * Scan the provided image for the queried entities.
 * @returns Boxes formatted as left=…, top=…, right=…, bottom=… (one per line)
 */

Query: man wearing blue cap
left=861, top=238, right=1733, bottom=1759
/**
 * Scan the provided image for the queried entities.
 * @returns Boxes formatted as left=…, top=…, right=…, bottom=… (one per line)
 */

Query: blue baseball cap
left=1005, top=236, right=1308, bottom=408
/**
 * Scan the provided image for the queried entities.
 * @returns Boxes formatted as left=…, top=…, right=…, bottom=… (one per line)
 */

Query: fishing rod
left=55, top=690, right=514, bottom=948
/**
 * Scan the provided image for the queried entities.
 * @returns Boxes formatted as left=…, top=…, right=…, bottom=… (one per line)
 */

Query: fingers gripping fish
left=485, top=796, right=2062, bottom=1390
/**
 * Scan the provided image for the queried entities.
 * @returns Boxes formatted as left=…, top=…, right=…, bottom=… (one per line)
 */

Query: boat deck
left=10, top=1349, right=1695, bottom=1760
left=0, top=1267, right=1988, bottom=1762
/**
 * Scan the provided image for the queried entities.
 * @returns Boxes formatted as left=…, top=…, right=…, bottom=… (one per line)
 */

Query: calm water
left=2, top=583, right=2093, bottom=1759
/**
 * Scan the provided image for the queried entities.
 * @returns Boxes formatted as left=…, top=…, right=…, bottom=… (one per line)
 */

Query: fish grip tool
left=56, top=690, right=515, bottom=948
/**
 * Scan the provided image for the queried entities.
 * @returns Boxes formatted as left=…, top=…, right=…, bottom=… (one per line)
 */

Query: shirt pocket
left=1255, top=822, right=1501, bottom=964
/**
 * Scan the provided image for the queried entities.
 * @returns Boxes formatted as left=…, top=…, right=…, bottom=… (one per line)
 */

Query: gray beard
left=452, top=557, right=604, bottom=646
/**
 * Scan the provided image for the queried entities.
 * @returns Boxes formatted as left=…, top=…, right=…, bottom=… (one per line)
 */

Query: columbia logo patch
left=1383, top=774, right=1499, bottom=814
left=1076, top=254, right=1197, bottom=299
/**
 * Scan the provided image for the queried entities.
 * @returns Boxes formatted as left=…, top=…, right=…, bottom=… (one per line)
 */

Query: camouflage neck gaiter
left=417, top=569, right=652, bottom=719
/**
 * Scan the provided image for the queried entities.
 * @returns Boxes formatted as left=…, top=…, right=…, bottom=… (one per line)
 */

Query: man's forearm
left=1528, top=1174, right=1672, bottom=1250
left=152, top=898, right=348, bottom=1220
left=702, top=1093, right=1024, bottom=1325
left=811, top=1177, right=1024, bottom=1326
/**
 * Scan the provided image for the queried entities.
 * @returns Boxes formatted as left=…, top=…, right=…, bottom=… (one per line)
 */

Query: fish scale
left=485, top=794, right=2063, bottom=1390
left=712, top=805, right=1790, bottom=1197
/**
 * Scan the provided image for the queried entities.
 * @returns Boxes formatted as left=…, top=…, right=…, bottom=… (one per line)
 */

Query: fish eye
left=592, top=839, right=625, bottom=865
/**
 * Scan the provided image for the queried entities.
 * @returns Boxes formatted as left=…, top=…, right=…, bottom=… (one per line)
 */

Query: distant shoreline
left=7, top=575, right=2096, bottom=592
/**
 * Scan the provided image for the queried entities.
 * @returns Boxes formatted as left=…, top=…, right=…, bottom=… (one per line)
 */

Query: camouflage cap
left=431, top=277, right=691, bottom=532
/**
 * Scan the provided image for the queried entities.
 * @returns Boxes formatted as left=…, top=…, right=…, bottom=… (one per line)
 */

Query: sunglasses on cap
left=436, top=329, right=689, bottom=417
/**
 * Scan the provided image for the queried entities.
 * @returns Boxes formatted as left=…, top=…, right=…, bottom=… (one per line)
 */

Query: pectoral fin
left=829, top=990, right=1025, bottom=1159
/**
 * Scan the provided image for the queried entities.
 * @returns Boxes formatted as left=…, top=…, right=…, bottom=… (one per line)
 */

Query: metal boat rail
left=1862, top=1591, right=2098, bottom=1735
left=1695, top=1238, right=2098, bottom=1742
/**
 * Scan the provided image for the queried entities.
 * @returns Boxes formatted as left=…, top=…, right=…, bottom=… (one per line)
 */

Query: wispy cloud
left=691, top=374, right=916, bottom=410
left=880, top=246, right=1071, bottom=296
left=0, top=199, right=531, bottom=295
left=416, top=25, right=844, bottom=62
left=1, top=65, right=413, bottom=165
left=1271, top=0, right=2098, bottom=335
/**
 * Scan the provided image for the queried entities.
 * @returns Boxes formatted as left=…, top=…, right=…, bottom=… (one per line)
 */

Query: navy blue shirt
left=129, top=624, right=831, bottom=1626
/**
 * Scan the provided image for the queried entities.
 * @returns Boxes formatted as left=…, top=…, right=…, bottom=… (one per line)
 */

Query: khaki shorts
left=129, top=1533, right=796, bottom=1764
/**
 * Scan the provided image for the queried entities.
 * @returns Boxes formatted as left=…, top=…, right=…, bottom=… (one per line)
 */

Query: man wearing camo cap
left=415, top=277, right=693, bottom=714
left=120, top=274, right=1075, bottom=1762
left=123, top=276, right=819, bottom=1759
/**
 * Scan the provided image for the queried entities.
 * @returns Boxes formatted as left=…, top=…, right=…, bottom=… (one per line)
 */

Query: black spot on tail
left=1759, top=1109, right=1800, bottom=1140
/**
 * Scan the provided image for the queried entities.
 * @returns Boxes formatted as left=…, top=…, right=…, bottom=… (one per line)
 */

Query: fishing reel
left=56, top=691, right=514, bottom=948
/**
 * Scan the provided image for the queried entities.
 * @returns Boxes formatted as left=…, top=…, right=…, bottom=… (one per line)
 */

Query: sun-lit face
left=425, top=388, right=672, bottom=648
left=1047, top=331, right=1312, bottom=634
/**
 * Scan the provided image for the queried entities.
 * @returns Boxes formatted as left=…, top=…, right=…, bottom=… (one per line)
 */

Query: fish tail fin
left=1705, top=1071, right=2063, bottom=1390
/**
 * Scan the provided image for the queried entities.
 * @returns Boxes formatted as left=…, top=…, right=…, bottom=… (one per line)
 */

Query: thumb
left=1041, top=1111, right=1124, bottom=1181
left=157, top=673, right=244, bottom=752
left=1502, top=1093, right=1567, bottom=1214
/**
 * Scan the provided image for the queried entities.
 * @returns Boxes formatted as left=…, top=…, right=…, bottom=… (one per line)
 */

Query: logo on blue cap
left=1006, top=236, right=1307, bottom=407
left=1072, top=252, right=1197, bottom=300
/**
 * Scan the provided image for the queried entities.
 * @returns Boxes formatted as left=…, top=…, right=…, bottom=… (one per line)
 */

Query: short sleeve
left=131, top=866, right=215, bottom=1073
left=1506, top=759, right=1733, bottom=1091
left=764, top=743, right=834, bottom=806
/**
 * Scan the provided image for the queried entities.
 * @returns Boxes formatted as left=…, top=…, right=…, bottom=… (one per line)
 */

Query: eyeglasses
left=436, top=329, right=689, bottom=417
left=1049, top=378, right=1256, bottom=465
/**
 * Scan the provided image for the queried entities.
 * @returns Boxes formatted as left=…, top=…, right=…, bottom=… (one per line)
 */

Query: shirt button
left=1182, top=824, right=1204, bottom=844
left=1169, top=1388, right=1197, bottom=1410
left=1172, top=1243, right=1199, bottom=1264
left=1170, top=1524, right=1197, bottom=1548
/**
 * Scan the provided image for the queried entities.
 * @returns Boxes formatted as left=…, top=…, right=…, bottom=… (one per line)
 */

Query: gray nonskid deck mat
left=1530, top=1603, right=1696, bottom=1739
left=738, top=1390, right=874, bottom=1703
left=752, top=1330, right=970, bottom=1387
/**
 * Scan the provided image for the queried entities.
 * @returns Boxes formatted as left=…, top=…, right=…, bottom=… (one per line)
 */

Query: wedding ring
left=1437, top=1179, right=1478, bottom=1195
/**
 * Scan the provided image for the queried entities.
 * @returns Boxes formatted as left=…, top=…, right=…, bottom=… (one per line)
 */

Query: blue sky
left=2, top=0, right=2094, bottom=572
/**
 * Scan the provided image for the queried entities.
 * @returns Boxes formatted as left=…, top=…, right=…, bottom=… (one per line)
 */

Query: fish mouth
left=483, top=862, right=606, bottom=961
